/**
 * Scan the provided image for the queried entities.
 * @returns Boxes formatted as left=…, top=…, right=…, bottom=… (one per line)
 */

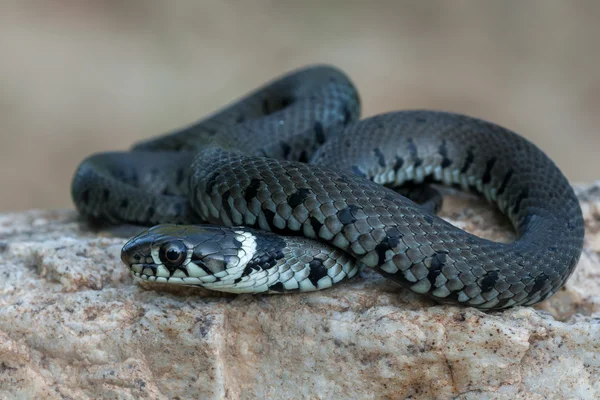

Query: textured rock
left=1, top=184, right=599, bottom=399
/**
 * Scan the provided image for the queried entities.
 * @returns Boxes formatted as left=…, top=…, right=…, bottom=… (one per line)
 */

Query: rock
left=1, top=185, right=599, bottom=399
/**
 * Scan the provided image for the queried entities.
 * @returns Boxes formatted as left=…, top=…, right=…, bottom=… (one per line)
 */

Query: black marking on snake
left=482, top=157, right=497, bottom=185
left=263, top=209, right=277, bottom=230
left=261, top=208, right=295, bottom=235
left=307, top=259, right=328, bottom=287
left=281, top=142, right=291, bottom=159
left=244, top=179, right=262, bottom=202
left=236, top=115, right=245, bottom=124
left=512, top=188, right=529, bottom=215
left=345, top=139, right=351, bottom=148
left=415, top=116, right=426, bottom=123
left=260, top=235, right=286, bottom=262
left=393, top=156, right=404, bottom=172
left=531, top=273, right=548, bottom=294
left=374, top=234, right=402, bottom=265
left=314, top=122, right=326, bottom=145
left=240, top=264, right=259, bottom=278
left=140, top=265, right=157, bottom=275
left=221, top=190, right=233, bottom=221
left=206, top=172, right=220, bottom=194
left=191, top=254, right=214, bottom=276
left=407, top=139, right=423, bottom=168
left=231, top=236, right=243, bottom=249
left=339, top=205, right=361, bottom=225
left=427, top=252, right=447, bottom=286
left=496, top=169, right=513, bottom=197
left=309, top=216, right=323, bottom=236
left=288, top=188, right=311, bottom=209
left=439, top=140, right=452, bottom=168
left=460, top=147, right=475, bottom=174
left=102, top=189, right=110, bottom=202
left=269, top=282, right=285, bottom=292
left=298, top=151, right=309, bottom=163
left=374, top=148, right=386, bottom=167
left=351, top=165, right=367, bottom=178
left=243, top=241, right=285, bottom=276
left=176, top=168, right=185, bottom=186
left=443, top=290, right=462, bottom=304
left=480, top=271, right=499, bottom=293
left=493, top=298, right=512, bottom=309
left=120, top=198, right=129, bottom=209
left=280, top=96, right=294, bottom=108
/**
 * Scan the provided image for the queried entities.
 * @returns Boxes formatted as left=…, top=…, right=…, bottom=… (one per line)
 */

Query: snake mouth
left=128, top=262, right=220, bottom=286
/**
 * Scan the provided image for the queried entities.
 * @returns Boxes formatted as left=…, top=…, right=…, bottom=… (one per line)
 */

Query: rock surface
left=1, top=184, right=599, bottom=399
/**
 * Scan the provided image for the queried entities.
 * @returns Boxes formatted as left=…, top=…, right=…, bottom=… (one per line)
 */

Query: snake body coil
left=72, top=65, right=584, bottom=309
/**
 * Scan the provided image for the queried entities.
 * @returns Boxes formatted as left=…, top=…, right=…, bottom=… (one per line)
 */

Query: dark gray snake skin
left=72, top=65, right=584, bottom=309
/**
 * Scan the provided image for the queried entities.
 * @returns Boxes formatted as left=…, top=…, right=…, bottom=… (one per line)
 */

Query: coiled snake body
left=72, top=65, right=584, bottom=309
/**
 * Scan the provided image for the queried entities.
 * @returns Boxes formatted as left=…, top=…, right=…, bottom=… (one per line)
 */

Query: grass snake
left=71, top=65, right=584, bottom=309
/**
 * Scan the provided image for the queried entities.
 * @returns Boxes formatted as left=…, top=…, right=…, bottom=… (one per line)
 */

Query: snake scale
left=72, top=65, right=584, bottom=309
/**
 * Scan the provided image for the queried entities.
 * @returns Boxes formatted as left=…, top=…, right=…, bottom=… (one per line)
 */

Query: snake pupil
left=167, top=249, right=178, bottom=261
left=159, top=241, right=187, bottom=267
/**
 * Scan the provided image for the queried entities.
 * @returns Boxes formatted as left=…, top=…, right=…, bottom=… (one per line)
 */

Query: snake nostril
left=120, top=249, right=141, bottom=266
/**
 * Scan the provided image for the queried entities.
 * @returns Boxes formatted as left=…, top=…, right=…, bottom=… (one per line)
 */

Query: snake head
left=121, top=224, right=190, bottom=280
left=121, top=224, right=258, bottom=289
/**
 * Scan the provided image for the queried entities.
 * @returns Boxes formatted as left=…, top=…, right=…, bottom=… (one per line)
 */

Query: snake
left=71, top=65, right=584, bottom=310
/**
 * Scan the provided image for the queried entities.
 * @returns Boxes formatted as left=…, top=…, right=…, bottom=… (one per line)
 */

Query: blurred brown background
left=1, top=1, right=598, bottom=212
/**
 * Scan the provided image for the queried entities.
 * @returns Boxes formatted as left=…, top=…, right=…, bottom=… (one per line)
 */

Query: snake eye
left=159, top=241, right=187, bottom=267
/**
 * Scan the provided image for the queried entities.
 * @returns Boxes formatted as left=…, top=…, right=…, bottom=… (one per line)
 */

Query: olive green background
left=1, top=1, right=598, bottom=212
